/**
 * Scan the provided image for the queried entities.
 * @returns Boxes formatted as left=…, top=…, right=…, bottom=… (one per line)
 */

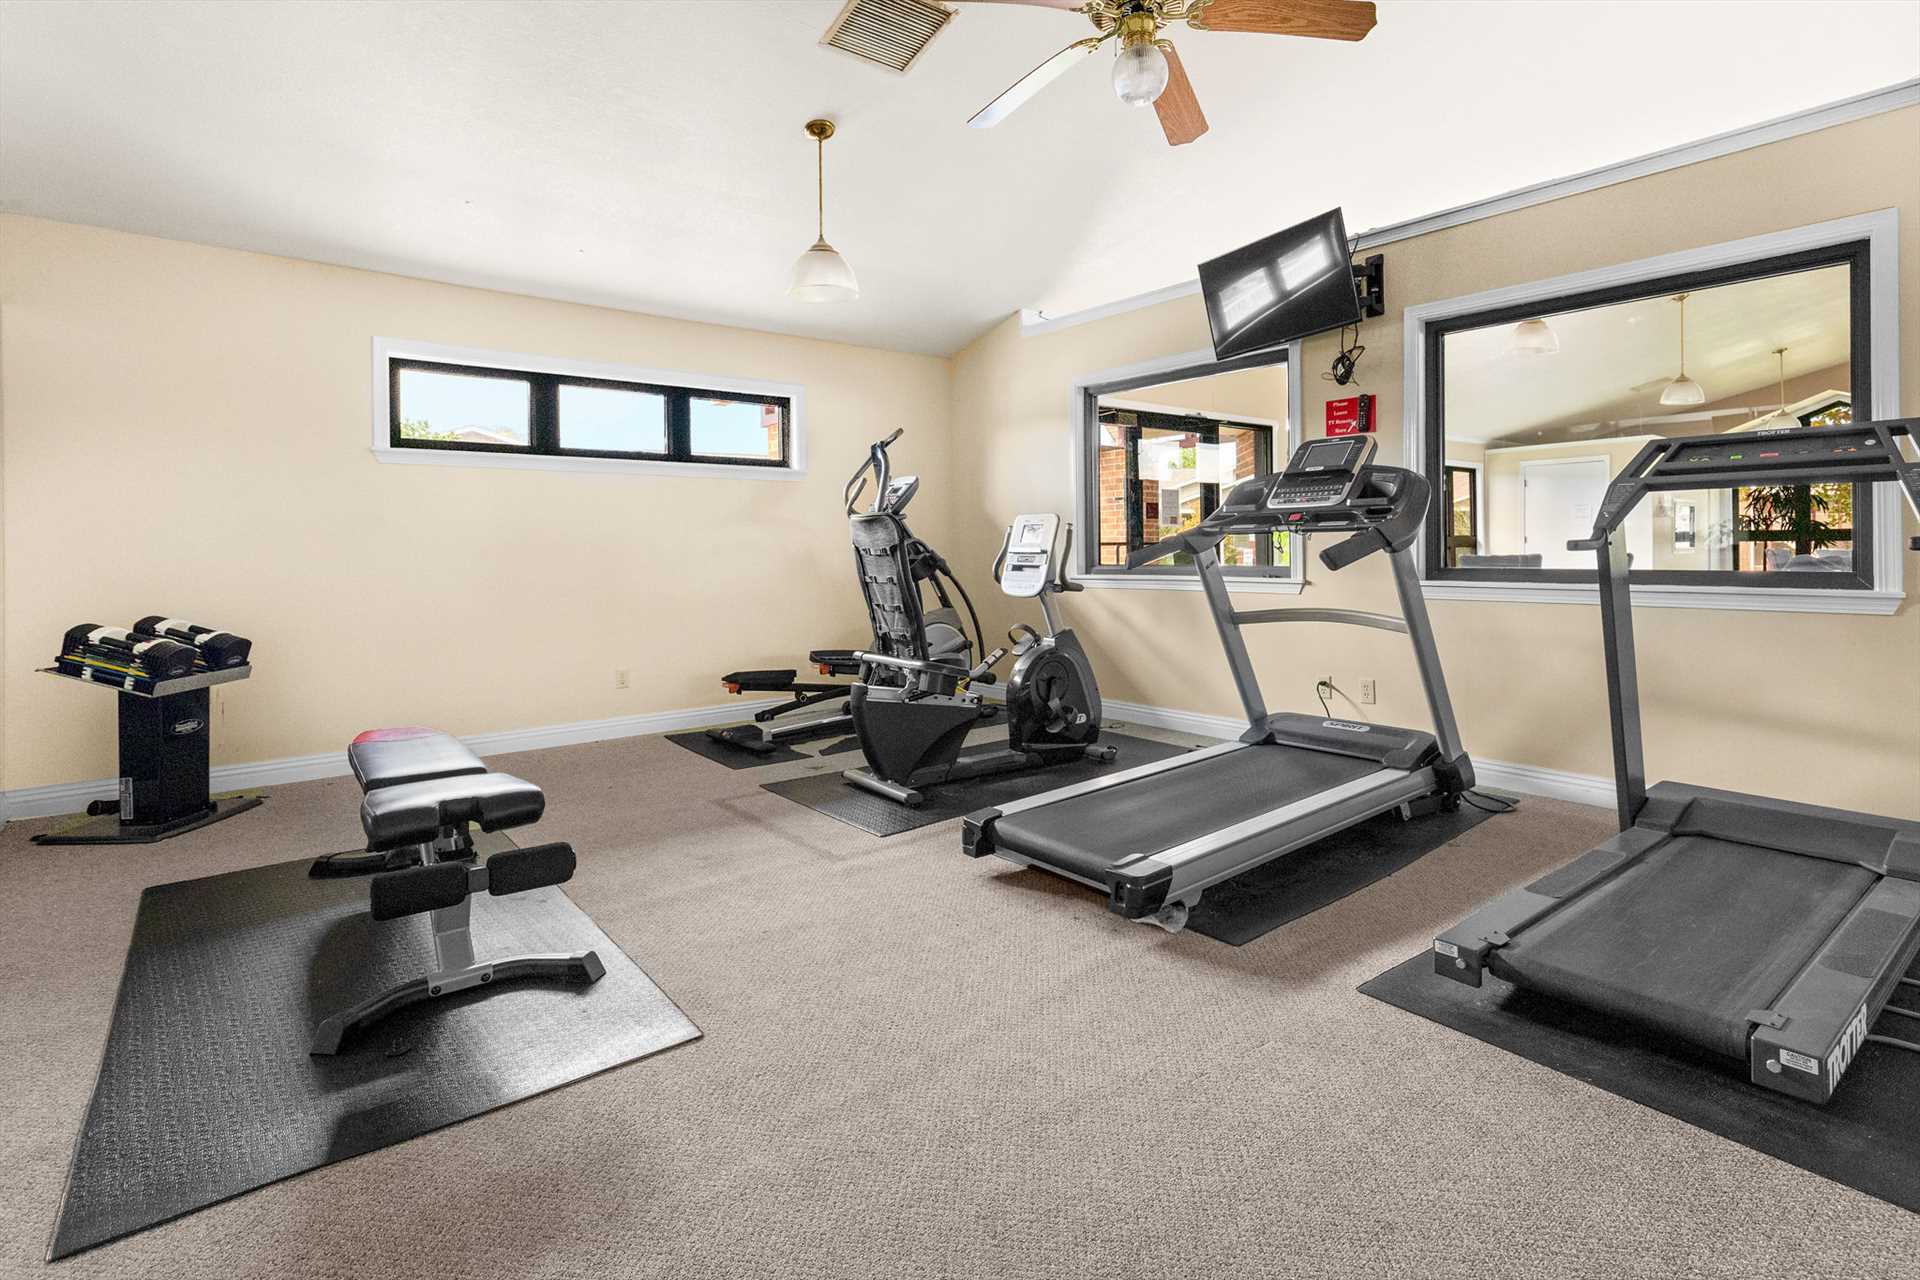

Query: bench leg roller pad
left=370, top=861, right=472, bottom=921
left=487, top=842, right=576, bottom=896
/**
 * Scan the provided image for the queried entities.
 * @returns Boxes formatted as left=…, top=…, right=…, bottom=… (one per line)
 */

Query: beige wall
left=0, top=217, right=953, bottom=792
left=950, top=106, right=1920, bottom=819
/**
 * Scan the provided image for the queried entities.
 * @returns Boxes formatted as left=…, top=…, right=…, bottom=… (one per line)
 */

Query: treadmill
left=1434, top=417, right=1920, bottom=1104
left=963, top=435, right=1475, bottom=932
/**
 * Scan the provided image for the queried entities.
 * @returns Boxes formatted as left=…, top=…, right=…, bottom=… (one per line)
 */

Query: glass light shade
left=1659, top=375, right=1706, bottom=406
left=788, top=238, right=859, bottom=303
left=1510, top=317, right=1560, bottom=355
left=1112, top=41, right=1168, bottom=107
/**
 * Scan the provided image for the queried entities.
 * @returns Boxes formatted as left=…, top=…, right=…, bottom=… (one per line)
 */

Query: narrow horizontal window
left=384, top=352, right=795, bottom=472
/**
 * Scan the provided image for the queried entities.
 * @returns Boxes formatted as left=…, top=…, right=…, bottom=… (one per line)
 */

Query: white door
left=1521, top=457, right=1611, bottom=569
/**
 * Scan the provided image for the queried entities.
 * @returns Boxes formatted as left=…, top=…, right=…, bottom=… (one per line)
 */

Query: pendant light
left=1760, top=347, right=1797, bottom=428
left=1659, top=292, right=1705, bottom=406
left=788, top=119, right=859, bottom=303
left=1510, top=317, right=1560, bottom=355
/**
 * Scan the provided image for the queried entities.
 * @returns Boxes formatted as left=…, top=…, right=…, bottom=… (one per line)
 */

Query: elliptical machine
left=707, top=429, right=989, bottom=754
left=843, top=505, right=1115, bottom=808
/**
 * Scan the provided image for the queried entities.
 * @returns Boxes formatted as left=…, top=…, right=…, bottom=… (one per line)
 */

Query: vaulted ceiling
left=3, top=1, right=1915, bottom=355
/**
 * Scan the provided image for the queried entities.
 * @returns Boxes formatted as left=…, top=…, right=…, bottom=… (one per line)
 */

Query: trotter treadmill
left=1435, top=418, right=1920, bottom=1103
left=964, top=436, right=1475, bottom=931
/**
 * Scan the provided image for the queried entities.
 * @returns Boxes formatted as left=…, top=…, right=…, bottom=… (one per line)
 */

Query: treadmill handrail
left=1571, top=418, right=1920, bottom=551
left=1578, top=417, right=1920, bottom=828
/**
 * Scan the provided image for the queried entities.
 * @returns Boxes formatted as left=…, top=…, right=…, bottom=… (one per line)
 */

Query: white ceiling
left=2, top=1, right=1916, bottom=356
left=1444, top=266, right=1851, bottom=445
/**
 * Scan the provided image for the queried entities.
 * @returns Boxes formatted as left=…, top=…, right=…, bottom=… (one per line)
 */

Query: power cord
left=1460, top=790, right=1519, bottom=814
left=1323, top=324, right=1365, bottom=386
left=1315, top=678, right=1336, bottom=716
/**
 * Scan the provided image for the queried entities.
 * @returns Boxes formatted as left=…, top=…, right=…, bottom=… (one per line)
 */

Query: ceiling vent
left=821, top=0, right=955, bottom=74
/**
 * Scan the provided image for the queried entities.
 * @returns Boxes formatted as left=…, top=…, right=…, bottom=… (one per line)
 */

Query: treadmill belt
left=1498, top=835, right=1877, bottom=1061
left=1362, top=948, right=1920, bottom=1215
left=986, top=744, right=1380, bottom=883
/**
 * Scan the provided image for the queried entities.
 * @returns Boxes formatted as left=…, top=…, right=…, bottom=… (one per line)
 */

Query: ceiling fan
left=955, top=0, right=1376, bottom=146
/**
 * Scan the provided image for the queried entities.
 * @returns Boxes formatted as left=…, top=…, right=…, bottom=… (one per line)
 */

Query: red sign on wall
left=1326, top=394, right=1376, bottom=437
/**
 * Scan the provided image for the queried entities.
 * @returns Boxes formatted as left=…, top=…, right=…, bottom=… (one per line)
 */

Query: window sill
left=1075, top=574, right=1305, bottom=595
left=370, top=445, right=805, bottom=480
left=1419, top=579, right=1903, bottom=615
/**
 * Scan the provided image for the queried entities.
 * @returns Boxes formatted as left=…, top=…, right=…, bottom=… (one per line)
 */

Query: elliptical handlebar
left=845, top=429, right=907, bottom=517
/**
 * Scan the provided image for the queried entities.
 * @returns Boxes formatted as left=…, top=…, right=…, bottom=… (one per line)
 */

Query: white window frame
left=1069, top=343, right=1305, bottom=594
left=1402, top=208, right=1903, bottom=615
left=370, top=337, right=807, bottom=480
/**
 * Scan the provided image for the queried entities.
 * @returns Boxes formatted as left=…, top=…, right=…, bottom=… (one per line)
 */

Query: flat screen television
left=1199, top=208, right=1360, bottom=361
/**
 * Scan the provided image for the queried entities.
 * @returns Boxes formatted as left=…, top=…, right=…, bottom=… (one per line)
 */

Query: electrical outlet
left=614, top=669, right=630, bottom=690
left=1360, top=679, right=1376, bottom=705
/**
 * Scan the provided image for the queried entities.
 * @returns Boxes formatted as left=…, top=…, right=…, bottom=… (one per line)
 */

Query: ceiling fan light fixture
left=788, top=118, right=859, bottom=304
left=1510, top=317, right=1559, bottom=355
left=1112, top=38, right=1169, bottom=106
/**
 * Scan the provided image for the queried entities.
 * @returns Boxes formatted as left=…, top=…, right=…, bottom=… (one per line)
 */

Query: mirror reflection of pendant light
left=1659, top=292, right=1705, bottom=406
left=788, top=119, right=859, bottom=303
left=1760, top=346, right=1797, bottom=429
left=1510, top=317, right=1560, bottom=355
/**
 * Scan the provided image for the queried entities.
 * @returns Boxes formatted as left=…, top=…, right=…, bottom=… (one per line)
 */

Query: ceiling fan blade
left=948, top=0, right=1086, bottom=7
left=1154, top=45, right=1208, bottom=146
left=1188, top=0, right=1376, bottom=40
left=968, top=38, right=1100, bottom=128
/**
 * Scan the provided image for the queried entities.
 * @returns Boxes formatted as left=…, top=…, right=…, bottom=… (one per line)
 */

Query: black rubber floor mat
left=1188, top=799, right=1501, bottom=945
left=668, top=726, right=866, bottom=769
left=50, top=836, right=701, bottom=1259
left=761, top=732, right=1200, bottom=836
left=1360, top=950, right=1920, bottom=1214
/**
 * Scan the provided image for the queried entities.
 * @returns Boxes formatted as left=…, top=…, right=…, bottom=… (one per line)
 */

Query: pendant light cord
left=1677, top=294, right=1687, bottom=376
left=816, top=137, right=825, bottom=242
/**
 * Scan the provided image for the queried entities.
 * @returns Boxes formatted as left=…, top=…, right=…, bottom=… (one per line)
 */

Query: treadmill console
left=1265, top=436, right=1376, bottom=512
left=999, top=513, right=1061, bottom=599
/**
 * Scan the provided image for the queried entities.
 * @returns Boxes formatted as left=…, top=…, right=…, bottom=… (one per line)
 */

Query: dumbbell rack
left=33, top=664, right=265, bottom=845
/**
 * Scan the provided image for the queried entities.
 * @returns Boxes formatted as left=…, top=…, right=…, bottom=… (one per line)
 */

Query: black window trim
left=388, top=356, right=794, bottom=470
left=1422, top=239, right=1873, bottom=591
left=1080, top=345, right=1296, bottom=580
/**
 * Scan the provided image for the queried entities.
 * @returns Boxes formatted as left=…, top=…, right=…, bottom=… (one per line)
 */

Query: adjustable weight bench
left=310, top=727, right=490, bottom=878
left=310, top=734, right=604, bottom=1055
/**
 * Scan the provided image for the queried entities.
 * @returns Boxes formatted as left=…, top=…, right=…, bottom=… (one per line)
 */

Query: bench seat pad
left=348, top=726, right=486, bottom=791
left=360, top=772, right=545, bottom=850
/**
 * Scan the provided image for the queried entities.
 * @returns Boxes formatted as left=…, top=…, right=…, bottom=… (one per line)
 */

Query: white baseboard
left=3, top=692, right=1615, bottom=823
left=0, top=697, right=782, bottom=823
left=1104, top=698, right=1614, bottom=810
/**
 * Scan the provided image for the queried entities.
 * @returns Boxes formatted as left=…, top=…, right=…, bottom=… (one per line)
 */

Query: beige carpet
left=2, top=728, right=1915, bottom=1279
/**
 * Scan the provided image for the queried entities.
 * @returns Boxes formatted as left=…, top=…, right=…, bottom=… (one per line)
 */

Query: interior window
left=1089, top=361, right=1291, bottom=576
left=1429, top=255, right=1868, bottom=586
